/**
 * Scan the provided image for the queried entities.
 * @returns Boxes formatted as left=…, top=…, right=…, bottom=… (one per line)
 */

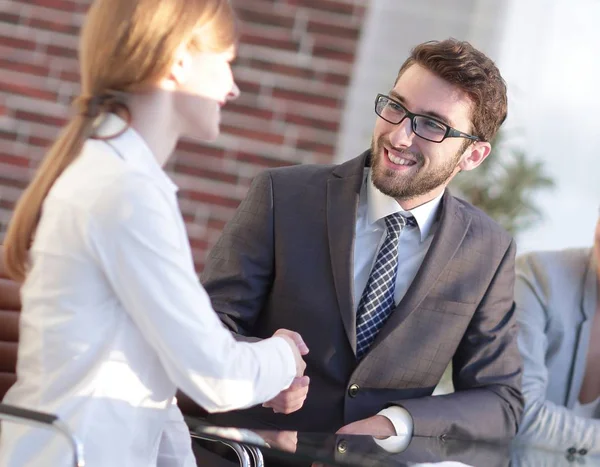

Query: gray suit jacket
left=515, top=247, right=600, bottom=453
left=202, top=151, right=523, bottom=440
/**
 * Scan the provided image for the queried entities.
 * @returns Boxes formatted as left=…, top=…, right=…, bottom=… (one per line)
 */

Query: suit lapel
left=566, top=251, right=597, bottom=407
left=368, top=191, right=472, bottom=352
left=581, top=253, right=597, bottom=320
left=327, top=151, right=369, bottom=354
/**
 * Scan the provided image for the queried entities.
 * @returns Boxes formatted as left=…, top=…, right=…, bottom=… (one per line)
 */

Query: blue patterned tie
left=356, top=213, right=415, bottom=358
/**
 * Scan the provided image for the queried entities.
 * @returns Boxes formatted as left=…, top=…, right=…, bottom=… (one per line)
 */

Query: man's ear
left=458, top=141, right=492, bottom=172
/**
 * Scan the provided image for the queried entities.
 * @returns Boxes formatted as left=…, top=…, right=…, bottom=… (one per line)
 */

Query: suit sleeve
left=515, top=256, right=600, bottom=453
left=389, top=239, right=524, bottom=441
left=201, top=171, right=275, bottom=339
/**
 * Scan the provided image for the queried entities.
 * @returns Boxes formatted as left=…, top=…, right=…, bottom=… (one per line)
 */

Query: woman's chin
left=182, top=125, right=219, bottom=143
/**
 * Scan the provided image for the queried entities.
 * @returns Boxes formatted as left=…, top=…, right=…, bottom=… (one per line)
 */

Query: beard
left=370, top=134, right=463, bottom=200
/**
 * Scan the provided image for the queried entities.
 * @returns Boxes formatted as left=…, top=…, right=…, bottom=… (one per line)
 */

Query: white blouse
left=0, top=115, right=296, bottom=466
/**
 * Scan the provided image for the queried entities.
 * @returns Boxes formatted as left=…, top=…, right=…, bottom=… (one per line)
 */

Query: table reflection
left=189, top=421, right=600, bottom=467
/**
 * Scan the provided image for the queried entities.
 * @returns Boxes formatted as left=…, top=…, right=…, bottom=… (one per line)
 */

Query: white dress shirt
left=353, top=170, right=442, bottom=450
left=573, top=397, right=600, bottom=419
left=0, top=115, right=296, bottom=467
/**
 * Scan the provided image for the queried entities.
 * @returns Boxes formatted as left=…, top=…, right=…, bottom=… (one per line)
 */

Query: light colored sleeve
left=374, top=406, right=413, bottom=453
left=515, top=258, right=600, bottom=454
left=87, top=174, right=296, bottom=413
left=156, top=400, right=196, bottom=467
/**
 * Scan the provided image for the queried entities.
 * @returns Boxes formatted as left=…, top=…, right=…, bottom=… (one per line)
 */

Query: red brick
left=296, top=139, right=335, bottom=156
left=15, top=110, right=66, bottom=127
left=232, top=0, right=286, bottom=14
left=0, top=174, right=28, bottom=190
left=286, top=0, right=356, bottom=16
left=59, top=70, right=80, bottom=83
left=272, top=88, right=339, bottom=108
left=173, top=163, right=238, bottom=185
left=26, top=17, right=80, bottom=35
left=220, top=124, right=285, bottom=146
left=312, top=44, right=355, bottom=63
left=46, top=44, right=78, bottom=59
left=0, top=35, right=37, bottom=51
left=0, top=130, right=19, bottom=143
left=307, top=20, right=360, bottom=40
left=236, top=8, right=295, bottom=29
left=324, top=72, right=350, bottom=86
left=245, top=58, right=315, bottom=80
left=27, top=135, right=53, bottom=148
left=242, top=33, right=299, bottom=53
left=0, top=199, right=16, bottom=211
left=313, top=34, right=358, bottom=54
left=0, top=154, right=29, bottom=168
left=234, top=151, right=297, bottom=168
left=0, top=12, right=21, bottom=25
left=0, top=59, right=50, bottom=78
left=206, top=218, right=227, bottom=231
left=184, top=191, right=241, bottom=209
left=223, top=103, right=274, bottom=120
left=189, top=238, right=210, bottom=251
left=284, top=113, right=339, bottom=132
left=19, top=0, right=87, bottom=13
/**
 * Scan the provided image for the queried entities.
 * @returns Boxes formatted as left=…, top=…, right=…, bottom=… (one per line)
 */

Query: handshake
left=267, top=329, right=311, bottom=414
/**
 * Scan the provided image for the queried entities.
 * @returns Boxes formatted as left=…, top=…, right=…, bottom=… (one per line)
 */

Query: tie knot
left=384, top=213, right=416, bottom=236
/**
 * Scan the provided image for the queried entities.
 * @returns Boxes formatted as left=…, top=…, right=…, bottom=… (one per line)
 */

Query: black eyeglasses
left=374, top=94, right=480, bottom=143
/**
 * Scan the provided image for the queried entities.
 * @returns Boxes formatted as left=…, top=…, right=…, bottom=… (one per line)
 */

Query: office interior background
left=1, top=0, right=598, bottom=272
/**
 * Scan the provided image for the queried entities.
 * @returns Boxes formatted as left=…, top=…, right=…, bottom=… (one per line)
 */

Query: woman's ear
left=458, top=141, right=492, bottom=172
left=161, top=46, right=192, bottom=90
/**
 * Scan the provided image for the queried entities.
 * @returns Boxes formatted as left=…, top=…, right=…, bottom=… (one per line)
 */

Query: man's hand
left=273, top=328, right=309, bottom=377
left=253, top=429, right=298, bottom=453
left=336, top=415, right=396, bottom=439
left=263, top=375, right=310, bottom=414
left=265, top=329, right=310, bottom=414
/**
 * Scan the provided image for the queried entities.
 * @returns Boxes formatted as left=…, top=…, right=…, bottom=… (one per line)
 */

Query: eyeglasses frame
left=374, top=93, right=481, bottom=143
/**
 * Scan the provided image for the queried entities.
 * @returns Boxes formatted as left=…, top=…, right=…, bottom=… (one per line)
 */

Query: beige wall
left=499, top=0, right=600, bottom=253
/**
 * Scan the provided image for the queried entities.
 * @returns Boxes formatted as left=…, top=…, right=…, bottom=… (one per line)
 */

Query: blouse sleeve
left=87, top=173, right=295, bottom=413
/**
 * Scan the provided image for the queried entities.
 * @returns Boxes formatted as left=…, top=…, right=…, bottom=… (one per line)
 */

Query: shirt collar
left=93, top=113, right=179, bottom=194
left=366, top=170, right=443, bottom=241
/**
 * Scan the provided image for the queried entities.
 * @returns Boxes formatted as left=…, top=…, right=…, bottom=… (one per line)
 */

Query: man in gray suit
left=516, top=212, right=600, bottom=455
left=200, top=39, right=523, bottom=442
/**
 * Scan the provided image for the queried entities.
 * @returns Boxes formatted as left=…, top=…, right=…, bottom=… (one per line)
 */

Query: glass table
left=189, top=421, right=599, bottom=467
left=1, top=401, right=595, bottom=466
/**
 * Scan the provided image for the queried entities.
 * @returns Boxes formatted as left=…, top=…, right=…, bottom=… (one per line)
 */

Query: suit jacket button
left=337, top=439, right=348, bottom=453
left=578, top=449, right=588, bottom=456
left=348, top=384, right=360, bottom=398
left=567, top=447, right=577, bottom=455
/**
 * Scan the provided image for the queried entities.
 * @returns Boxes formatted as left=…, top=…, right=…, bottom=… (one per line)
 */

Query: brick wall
left=0, top=0, right=366, bottom=271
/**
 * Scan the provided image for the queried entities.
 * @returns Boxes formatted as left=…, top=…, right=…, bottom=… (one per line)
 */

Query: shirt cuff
left=264, top=336, right=297, bottom=390
left=374, top=406, right=413, bottom=453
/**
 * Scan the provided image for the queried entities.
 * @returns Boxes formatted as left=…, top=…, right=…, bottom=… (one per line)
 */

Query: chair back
left=0, top=247, right=21, bottom=400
